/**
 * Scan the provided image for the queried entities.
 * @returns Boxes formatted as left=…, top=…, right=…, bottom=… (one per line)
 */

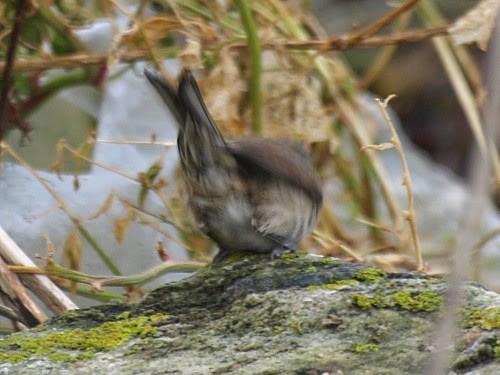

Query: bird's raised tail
left=143, top=69, right=184, bottom=126
left=144, top=68, right=235, bottom=194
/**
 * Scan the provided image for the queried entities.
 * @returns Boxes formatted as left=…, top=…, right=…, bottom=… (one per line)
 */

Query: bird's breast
left=190, top=194, right=276, bottom=252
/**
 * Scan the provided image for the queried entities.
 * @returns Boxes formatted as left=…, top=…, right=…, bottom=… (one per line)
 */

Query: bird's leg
left=267, top=235, right=298, bottom=258
left=212, top=247, right=231, bottom=263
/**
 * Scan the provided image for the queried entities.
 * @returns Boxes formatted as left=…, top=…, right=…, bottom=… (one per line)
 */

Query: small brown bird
left=144, top=68, right=322, bottom=262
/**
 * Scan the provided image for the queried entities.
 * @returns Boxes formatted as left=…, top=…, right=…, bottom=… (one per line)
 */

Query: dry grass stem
left=374, top=95, right=424, bottom=271
left=0, top=13, right=452, bottom=75
left=345, top=0, right=421, bottom=44
left=54, top=139, right=138, bottom=181
left=419, top=0, right=500, bottom=184
left=1, top=142, right=122, bottom=276
left=313, top=230, right=363, bottom=262
left=0, top=48, right=180, bottom=73
left=96, top=138, right=177, bottom=147
left=334, top=93, right=408, bottom=249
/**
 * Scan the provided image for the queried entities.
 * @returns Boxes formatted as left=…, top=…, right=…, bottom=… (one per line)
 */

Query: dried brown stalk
left=0, top=27, right=449, bottom=75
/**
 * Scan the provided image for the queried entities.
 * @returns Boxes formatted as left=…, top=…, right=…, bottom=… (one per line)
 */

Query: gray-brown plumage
left=144, top=68, right=322, bottom=262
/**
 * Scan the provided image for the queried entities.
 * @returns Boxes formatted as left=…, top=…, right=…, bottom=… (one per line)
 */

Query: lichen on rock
left=0, top=254, right=498, bottom=375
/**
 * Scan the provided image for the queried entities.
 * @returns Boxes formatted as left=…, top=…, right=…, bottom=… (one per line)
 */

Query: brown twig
left=0, top=0, right=28, bottom=139
left=360, top=9, right=414, bottom=87
left=0, top=26, right=449, bottom=75
left=0, top=48, right=179, bottom=74
left=347, top=0, right=422, bottom=44
left=0, top=225, right=78, bottom=314
left=0, top=257, right=47, bottom=327
left=251, top=25, right=449, bottom=50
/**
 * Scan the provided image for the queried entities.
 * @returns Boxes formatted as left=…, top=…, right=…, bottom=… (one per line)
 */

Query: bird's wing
left=228, top=138, right=322, bottom=204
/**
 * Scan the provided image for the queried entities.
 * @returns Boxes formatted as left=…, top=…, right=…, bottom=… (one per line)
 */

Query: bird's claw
left=269, top=236, right=298, bottom=258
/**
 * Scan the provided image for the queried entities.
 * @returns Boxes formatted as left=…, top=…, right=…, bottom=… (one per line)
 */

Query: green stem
left=2, top=143, right=124, bottom=277
left=13, top=260, right=204, bottom=287
left=20, top=68, right=97, bottom=117
left=37, top=5, right=86, bottom=52
left=77, top=225, right=123, bottom=276
left=235, top=0, right=262, bottom=133
left=59, top=284, right=126, bottom=303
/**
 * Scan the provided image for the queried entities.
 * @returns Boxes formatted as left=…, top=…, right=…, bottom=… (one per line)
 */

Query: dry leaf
left=243, top=50, right=334, bottom=142
left=449, top=0, right=499, bottom=50
left=178, top=39, right=203, bottom=69
left=156, top=241, right=170, bottom=262
left=61, top=228, right=82, bottom=271
left=121, top=17, right=182, bottom=47
left=113, top=208, right=134, bottom=243
left=87, top=193, right=115, bottom=220
left=50, top=140, right=65, bottom=179
left=182, top=19, right=219, bottom=43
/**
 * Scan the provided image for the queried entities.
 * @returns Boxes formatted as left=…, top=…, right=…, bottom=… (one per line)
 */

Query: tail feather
left=143, top=69, right=185, bottom=126
left=176, top=69, right=229, bottom=176
left=145, top=68, right=234, bottom=191
left=178, top=70, right=226, bottom=148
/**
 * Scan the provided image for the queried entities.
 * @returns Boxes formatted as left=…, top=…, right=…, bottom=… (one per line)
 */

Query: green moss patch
left=391, top=291, right=443, bottom=312
left=351, top=343, right=380, bottom=353
left=463, top=307, right=500, bottom=330
left=352, top=290, right=443, bottom=312
left=306, top=279, right=359, bottom=291
left=0, top=313, right=169, bottom=364
left=352, top=294, right=386, bottom=310
left=354, top=268, right=386, bottom=283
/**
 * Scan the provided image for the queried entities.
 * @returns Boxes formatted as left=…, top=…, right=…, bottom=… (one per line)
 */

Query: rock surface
left=0, top=254, right=498, bottom=374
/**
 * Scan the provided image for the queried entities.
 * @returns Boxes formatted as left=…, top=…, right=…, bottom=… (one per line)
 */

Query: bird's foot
left=212, top=247, right=230, bottom=263
left=271, top=246, right=297, bottom=258
left=268, top=236, right=298, bottom=258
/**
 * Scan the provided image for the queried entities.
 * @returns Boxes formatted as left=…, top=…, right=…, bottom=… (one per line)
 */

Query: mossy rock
left=1, top=254, right=498, bottom=374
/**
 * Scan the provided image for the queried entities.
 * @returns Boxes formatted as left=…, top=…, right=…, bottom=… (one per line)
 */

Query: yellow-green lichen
left=56, top=310, right=82, bottom=320
left=352, top=342, right=380, bottom=353
left=117, top=311, right=132, bottom=320
left=319, top=257, right=342, bottom=266
left=463, top=307, right=500, bottom=330
left=352, top=290, right=442, bottom=312
left=289, top=321, right=303, bottom=335
left=354, top=268, right=386, bottom=283
left=351, top=294, right=387, bottom=310
left=272, top=326, right=285, bottom=335
left=0, top=313, right=169, bottom=364
left=392, top=291, right=443, bottom=312
left=281, top=252, right=306, bottom=260
left=306, top=279, right=359, bottom=291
